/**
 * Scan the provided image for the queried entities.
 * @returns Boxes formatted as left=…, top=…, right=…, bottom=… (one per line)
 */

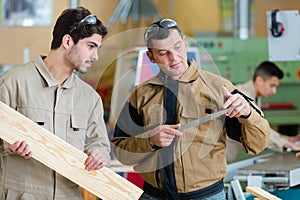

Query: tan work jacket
left=226, top=80, right=288, bottom=163
left=0, top=56, right=110, bottom=200
left=112, top=60, right=270, bottom=193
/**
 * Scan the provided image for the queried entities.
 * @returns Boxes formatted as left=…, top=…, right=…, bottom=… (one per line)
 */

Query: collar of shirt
left=148, top=59, right=201, bottom=86
left=34, top=55, right=77, bottom=89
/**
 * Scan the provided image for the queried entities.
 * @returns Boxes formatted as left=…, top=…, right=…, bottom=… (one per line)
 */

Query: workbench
left=235, top=152, right=300, bottom=188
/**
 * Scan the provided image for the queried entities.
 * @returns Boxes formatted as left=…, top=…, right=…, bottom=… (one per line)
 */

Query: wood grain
left=0, top=101, right=143, bottom=200
left=246, top=186, right=281, bottom=200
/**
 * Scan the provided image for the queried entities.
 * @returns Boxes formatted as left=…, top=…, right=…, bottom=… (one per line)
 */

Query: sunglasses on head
left=144, top=19, right=178, bottom=42
left=68, top=15, right=97, bottom=34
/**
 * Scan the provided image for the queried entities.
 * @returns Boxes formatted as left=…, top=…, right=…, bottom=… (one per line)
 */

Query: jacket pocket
left=16, top=106, right=49, bottom=130
left=67, top=115, right=88, bottom=151
left=180, top=104, right=218, bottom=144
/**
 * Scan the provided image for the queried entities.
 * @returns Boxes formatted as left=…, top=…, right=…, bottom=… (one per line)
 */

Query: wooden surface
left=246, top=186, right=281, bottom=200
left=0, top=101, right=143, bottom=200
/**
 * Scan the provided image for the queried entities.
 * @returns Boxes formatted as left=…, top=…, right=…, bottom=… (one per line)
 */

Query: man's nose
left=92, top=50, right=99, bottom=61
left=272, top=87, right=277, bottom=94
left=168, top=52, right=177, bottom=60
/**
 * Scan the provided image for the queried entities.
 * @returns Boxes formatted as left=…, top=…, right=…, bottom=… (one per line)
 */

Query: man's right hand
left=9, top=140, right=33, bottom=159
left=148, top=124, right=182, bottom=147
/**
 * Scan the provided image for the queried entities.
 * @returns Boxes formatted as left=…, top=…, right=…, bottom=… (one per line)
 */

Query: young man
left=0, top=7, right=110, bottom=200
left=226, top=61, right=300, bottom=163
left=111, top=19, right=270, bottom=200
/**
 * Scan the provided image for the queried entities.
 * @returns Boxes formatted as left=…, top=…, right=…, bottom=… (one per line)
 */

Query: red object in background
left=126, top=172, right=144, bottom=189
left=261, top=102, right=294, bottom=110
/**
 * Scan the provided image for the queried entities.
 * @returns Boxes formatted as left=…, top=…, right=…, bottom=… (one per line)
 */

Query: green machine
left=189, top=37, right=300, bottom=128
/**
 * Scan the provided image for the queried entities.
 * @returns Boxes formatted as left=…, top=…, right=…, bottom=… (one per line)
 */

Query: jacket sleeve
left=223, top=81, right=270, bottom=155
left=237, top=107, right=270, bottom=154
left=111, top=101, right=154, bottom=165
left=84, top=97, right=111, bottom=165
left=268, top=128, right=287, bottom=152
left=0, top=78, right=15, bottom=155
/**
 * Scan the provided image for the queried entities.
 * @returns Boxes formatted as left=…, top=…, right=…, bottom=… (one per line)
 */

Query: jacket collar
left=34, top=55, right=77, bottom=89
left=148, top=59, right=201, bottom=86
left=246, top=80, right=261, bottom=106
left=242, top=80, right=257, bottom=100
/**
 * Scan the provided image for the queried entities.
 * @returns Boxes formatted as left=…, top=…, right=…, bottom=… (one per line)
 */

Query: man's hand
left=222, top=86, right=251, bottom=118
left=9, top=140, right=33, bottom=159
left=288, top=134, right=300, bottom=143
left=284, top=141, right=300, bottom=152
left=85, top=149, right=108, bottom=171
left=148, top=124, right=182, bottom=148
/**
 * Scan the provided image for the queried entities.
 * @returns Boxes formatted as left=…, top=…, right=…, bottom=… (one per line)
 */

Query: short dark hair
left=51, top=7, right=107, bottom=49
left=144, top=19, right=182, bottom=51
left=253, top=61, right=284, bottom=81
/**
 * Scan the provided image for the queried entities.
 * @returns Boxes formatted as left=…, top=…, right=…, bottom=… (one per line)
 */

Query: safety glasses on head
left=68, top=15, right=97, bottom=34
left=144, top=19, right=178, bottom=43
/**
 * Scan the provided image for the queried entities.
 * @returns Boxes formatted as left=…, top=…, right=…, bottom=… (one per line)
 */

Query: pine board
left=0, top=101, right=143, bottom=200
left=246, top=186, right=281, bottom=200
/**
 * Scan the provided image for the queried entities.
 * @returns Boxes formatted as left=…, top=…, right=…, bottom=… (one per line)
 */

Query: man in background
left=226, top=61, right=300, bottom=163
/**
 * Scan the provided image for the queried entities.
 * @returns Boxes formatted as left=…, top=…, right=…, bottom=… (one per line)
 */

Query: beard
left=78, top=61, right=93, bottom=74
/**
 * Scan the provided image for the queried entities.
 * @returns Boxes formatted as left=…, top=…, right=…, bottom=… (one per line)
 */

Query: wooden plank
left=246, top=186, right=281, bottom=200
left=0, top=101, right=143, bottom=200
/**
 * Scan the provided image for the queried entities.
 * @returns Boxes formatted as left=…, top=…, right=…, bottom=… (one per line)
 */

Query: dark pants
left=139, top=189, right=226, bottom=200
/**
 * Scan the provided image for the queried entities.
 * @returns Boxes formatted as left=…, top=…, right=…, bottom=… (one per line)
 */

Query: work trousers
left=139, top=189, right=226, bottom=200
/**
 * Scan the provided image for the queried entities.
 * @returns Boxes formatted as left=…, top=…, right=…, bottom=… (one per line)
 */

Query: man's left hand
left=85, top=149, right=108, bottom=171
left=222, top=86, right=251, bottom=118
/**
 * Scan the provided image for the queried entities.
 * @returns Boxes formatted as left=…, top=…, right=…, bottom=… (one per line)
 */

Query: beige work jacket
left=0, top=56, right=110, bottom=199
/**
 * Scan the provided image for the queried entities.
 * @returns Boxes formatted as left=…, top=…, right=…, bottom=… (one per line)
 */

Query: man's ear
left=61, top=34, right=74, bottom=49
left=183, top=36, right=188, bottom=48
left=256, top=76, right=264, bottom=85
left=146, top=51, right=155, bottom=63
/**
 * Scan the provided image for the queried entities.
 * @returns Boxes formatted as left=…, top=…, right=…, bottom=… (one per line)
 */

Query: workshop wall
left=254, top=0, right=300, bottom=37
left=0, top=0, right=300, bottom=110
left=0, top=0, right=220, bottom=66
left=0, top=0, right=68, bottom=65
left=0, top=0, right=300, bottom=79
